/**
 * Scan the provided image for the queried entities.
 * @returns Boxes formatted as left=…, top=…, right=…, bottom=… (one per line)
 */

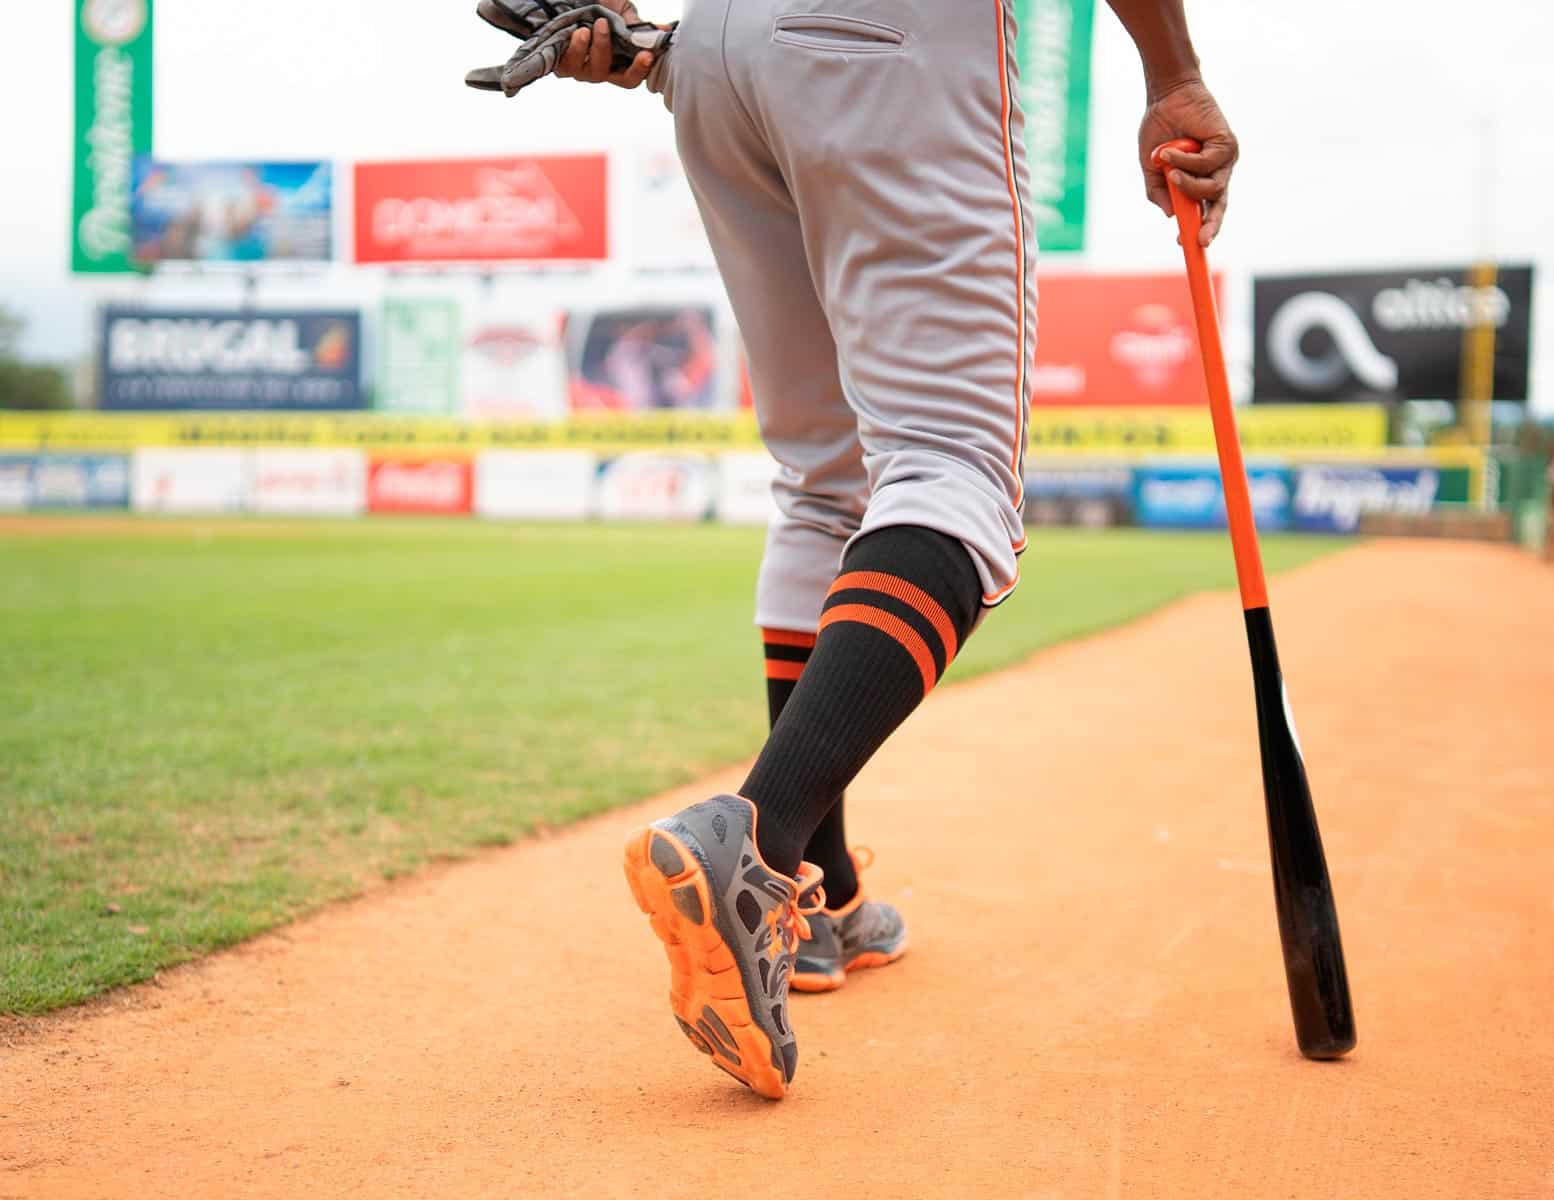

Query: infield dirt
left=4, top=540, right=1551, bottom=1198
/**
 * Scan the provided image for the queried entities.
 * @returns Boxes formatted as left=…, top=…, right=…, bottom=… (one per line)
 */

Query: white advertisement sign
left=0, top=459, right=31, bottom=511
left=249, top=449, right=367, bottom=516
left=132, top=449, right=250, bottom=513
left=715, top=452, right=780, bottom=526
left=461, top=310, right=568, bottom=421
left=475, top=451, right=596, bottom=520
left=628, top=147, right=717, bottom=273
left=595, top=454, right=713, bottom=522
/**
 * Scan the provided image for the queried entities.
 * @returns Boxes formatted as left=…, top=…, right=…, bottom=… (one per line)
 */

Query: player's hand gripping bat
left=1155, top=138, right=1357, bottom=1060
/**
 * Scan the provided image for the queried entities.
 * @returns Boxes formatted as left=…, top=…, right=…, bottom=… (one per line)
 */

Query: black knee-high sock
left=743, top=526, right=983, bottom=877
left=761, top=630, right=859, bottom=907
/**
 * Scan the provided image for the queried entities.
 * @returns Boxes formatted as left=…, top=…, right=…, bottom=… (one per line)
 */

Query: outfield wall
left=0, top=444, right=1492, bottom=536
left=0, top=402, right=1502, bottom=533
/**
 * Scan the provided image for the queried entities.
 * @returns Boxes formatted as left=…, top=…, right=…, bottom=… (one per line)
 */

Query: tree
left=0, top=307, right=22, bottom=357
left=0, top=305, right=73, bottom=411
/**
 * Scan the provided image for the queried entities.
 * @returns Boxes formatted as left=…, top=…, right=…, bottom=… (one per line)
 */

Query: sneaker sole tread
left=624, top=827, right=788, bottom=1100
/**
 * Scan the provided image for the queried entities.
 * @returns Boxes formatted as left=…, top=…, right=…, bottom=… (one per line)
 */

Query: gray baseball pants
left=657, top=0, right=1036, bottom=631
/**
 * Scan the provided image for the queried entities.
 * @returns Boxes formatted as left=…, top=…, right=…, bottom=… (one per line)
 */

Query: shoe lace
left=850, top=846, right=875, bottom=874
left=767, top=883, right=827, bottom=955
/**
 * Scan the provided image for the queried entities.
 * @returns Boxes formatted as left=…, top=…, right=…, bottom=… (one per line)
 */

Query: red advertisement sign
left=1033, top=273, right=1224, bottom=407
left=354, top=156, right=607, bottom=264
left=367, top=457, right=472, bottom=515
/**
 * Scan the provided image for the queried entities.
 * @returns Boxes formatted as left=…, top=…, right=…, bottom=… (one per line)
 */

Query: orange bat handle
left=1153, top=138, right=1269, bottom=611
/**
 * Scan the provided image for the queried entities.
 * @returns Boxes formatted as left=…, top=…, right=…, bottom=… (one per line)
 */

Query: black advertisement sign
left=1252, top=265, right=1533, bottom=403
left=100, top=308, right=364, bottom=411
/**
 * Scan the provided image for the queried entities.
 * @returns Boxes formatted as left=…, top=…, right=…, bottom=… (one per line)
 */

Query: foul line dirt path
left=4, top=541, right=1552, bottom=1198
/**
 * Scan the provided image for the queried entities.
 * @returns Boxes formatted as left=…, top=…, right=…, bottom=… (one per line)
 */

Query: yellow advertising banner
left=1025, top=403, right=1389, bottom=454
left=0, top=411, right=765, bottom=456
left=0, top=404, right=1390, bottom=457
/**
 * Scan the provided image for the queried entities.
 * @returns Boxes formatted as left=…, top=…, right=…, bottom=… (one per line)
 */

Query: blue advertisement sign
left=131, top=160, right=333, bottom=266
left=1290, top=465, right=1442, bottom=534
left=29, top=455, right=132, bottom=509
left=1133, top=462, right=1292, bottom=531
left=100, top=308, right=364, bottom=411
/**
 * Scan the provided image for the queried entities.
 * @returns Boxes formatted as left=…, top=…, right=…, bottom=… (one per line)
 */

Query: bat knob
left=1151, top=137, right=1202, bottom=169
left=1301, top=1036, right=1358, bottom=1061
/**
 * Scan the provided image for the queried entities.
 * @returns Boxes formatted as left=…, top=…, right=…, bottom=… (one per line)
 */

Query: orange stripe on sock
left=818, top=604, right=937, bottom=695
left=761, top=628, right=817, bottom=648
left=828, top=571, right=959, bottom=663
left=764, top=659, right=806, bottom=681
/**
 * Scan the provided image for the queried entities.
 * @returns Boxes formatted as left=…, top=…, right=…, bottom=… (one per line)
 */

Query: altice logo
left=1267, top=292, right=1399, bottom=393
left=1371, top=277, right=1512, bottom=332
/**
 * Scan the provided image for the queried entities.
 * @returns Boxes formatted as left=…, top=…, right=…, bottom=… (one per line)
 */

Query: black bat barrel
left=1244, top=607, right=1357, bottom=1059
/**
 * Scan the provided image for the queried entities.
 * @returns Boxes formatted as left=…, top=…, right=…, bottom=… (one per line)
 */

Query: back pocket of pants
left=771, top=13, right=907, bottom=53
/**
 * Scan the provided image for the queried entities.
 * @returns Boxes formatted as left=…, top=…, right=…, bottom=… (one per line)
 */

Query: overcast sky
left=4, top=0, right=1552, bottom=409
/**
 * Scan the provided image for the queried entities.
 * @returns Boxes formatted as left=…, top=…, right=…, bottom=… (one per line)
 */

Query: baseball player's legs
left=627, top=0, right=1031, bottom=1095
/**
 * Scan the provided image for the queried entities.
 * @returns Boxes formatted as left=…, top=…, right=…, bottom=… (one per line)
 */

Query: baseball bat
left=1154, top=138, right=1356, bottom=1059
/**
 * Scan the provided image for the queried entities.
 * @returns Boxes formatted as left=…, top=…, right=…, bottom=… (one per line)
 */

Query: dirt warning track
left=4, top=541, right=1552, bottom=1198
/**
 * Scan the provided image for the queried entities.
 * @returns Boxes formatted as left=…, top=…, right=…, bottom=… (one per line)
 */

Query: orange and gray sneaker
left=623, top=794, right=825, bottom=1100
left=790, top=849, right=908, bottom=993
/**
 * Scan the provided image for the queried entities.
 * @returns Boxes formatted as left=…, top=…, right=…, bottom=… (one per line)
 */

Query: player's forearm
left=1104, top=0, right=1201, bottom=98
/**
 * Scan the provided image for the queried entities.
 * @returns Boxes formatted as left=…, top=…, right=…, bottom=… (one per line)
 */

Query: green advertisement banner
left=378, top=299, right=462, bottom=415
left=72, top=0, right=155, bottom=274
left=1016, top=0, right=1093, bottom=253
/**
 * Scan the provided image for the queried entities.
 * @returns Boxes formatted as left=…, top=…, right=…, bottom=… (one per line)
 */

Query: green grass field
left=0, top=520, right=1342, bottom=1014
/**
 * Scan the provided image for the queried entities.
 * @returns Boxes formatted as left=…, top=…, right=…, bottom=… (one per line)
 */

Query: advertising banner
left=132, top=448, right=249, bottom=513
left=354, top=156, right=608, bottom=264
left=1015, top=0, right=1093, bottom=253
left=1023, top=463, right=1134, bottom=527
left=100, top=308, right=364, bottom=411
left=629, top=147, right=716, bottom=272
left=0, top=404, right=1393, bottom=457
left=1253, top=265, right=1534, bottom=402
left=249, top=449, right=366, bottom=516
left=0, top=410, right=764, bottom=455
left=379, top=298, right=461, bottom=415
left=0, top=457, right=34, bottom=510
left=1025, top=403, right=1389, bottom=454
left=72, top=0, right=154, bottom=274
left=565, top=307, right=720, bottom=412
left=1290, top=464, right=1465, bottom=534
left=1132, top=462, right=1292, bottom=531
left=29, top=454, right=131, bottom=509
left=462, top=310, right=569, bottom=421
left=474, top=450, right=596, bottom=519
left=130, top=160, right=332, bottom=266
left=715, top=452, right=780, bottom=526
left=595, top=454, right=713, bottom=521
left=367, top=457, right=472, bottom=515
left=1032, top=273, right=1219, bottom=407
